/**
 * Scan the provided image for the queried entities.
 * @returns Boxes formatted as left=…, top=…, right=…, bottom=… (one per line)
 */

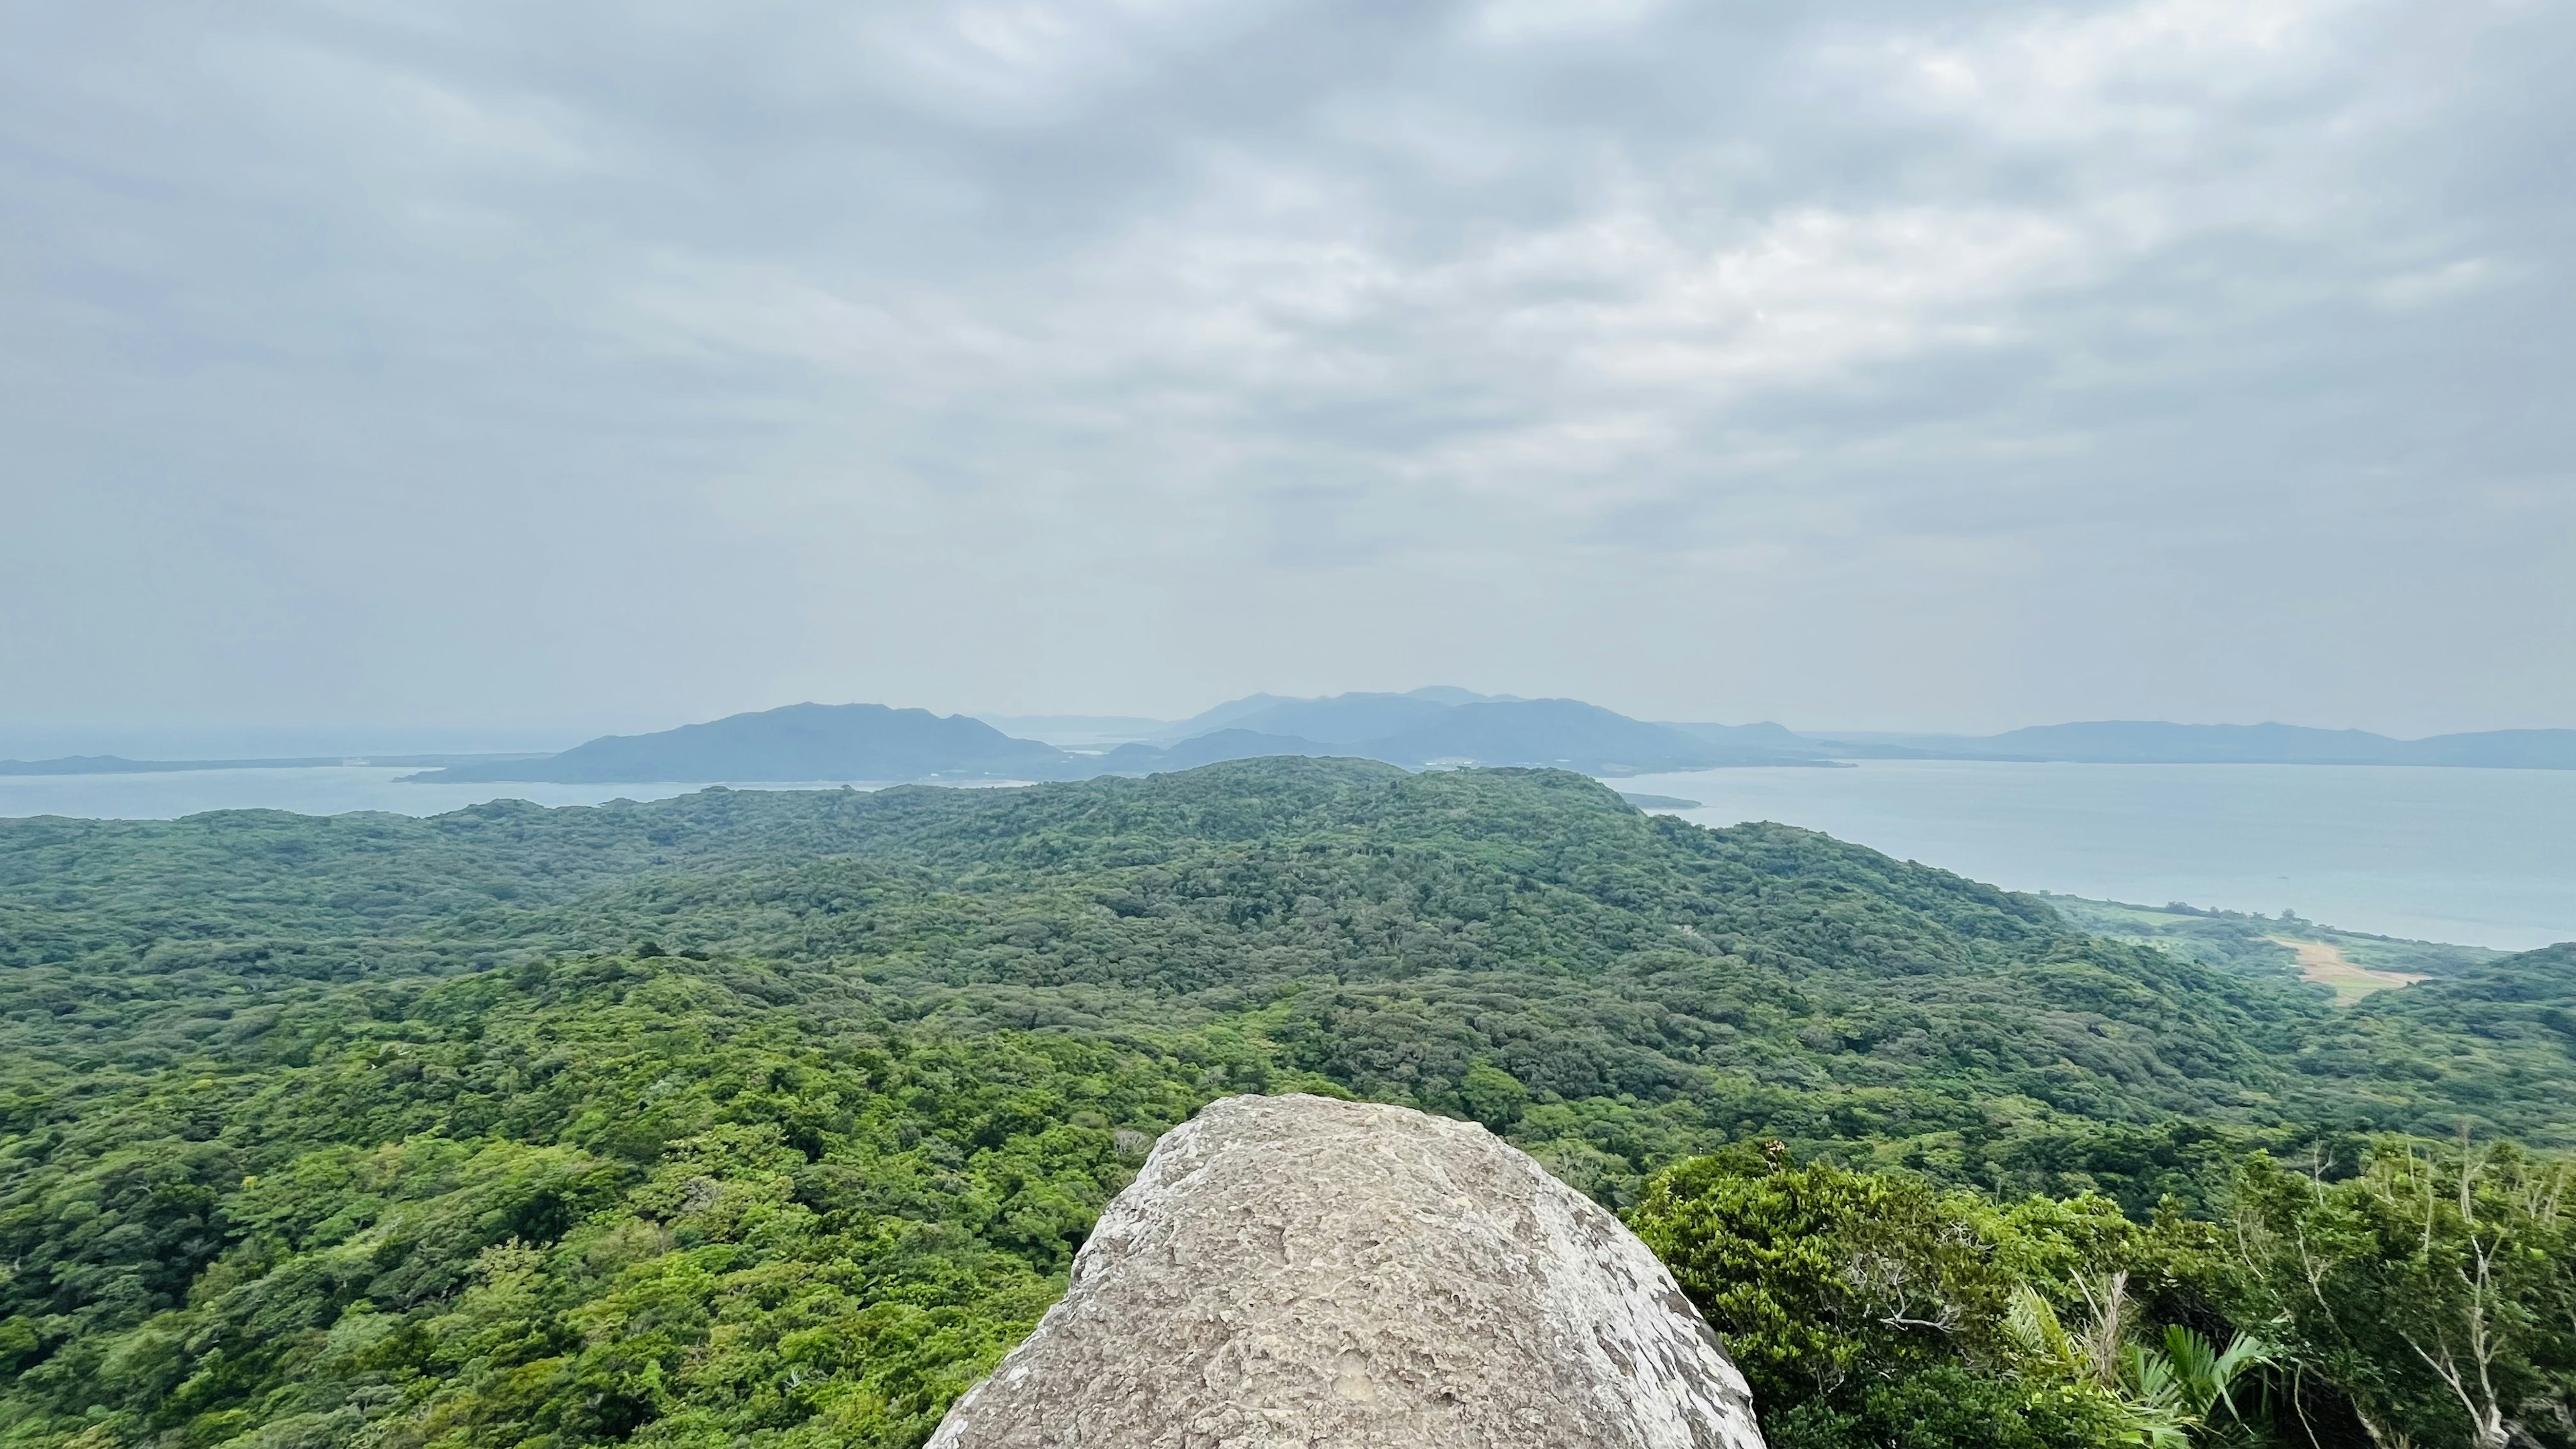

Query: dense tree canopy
left=2, top=761, right=2569, bottom=1449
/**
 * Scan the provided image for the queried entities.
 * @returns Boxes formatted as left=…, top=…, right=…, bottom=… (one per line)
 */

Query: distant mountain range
left=393, top=698, right=2576, bottom=784
left=1155, top=686, right=1519, bottom=745
left=1074, top=693, right=1825, bottom=778
left=393, top=692, right=1827, bottom=786
left=405, top=704, right=1065, bottom=784
left=11, top=697, right=2573, bottom=786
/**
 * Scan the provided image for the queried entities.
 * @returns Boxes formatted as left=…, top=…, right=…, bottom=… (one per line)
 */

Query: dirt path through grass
left=2269, top=936, right=2427, bottom=1004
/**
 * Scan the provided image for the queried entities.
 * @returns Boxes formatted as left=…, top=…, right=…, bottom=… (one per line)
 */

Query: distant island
left=13, top=697, right=2572, bottom=787
left=1616, top=792, right=1702, bottom=810
left=400, top=704, right=1066, bottom=785
left=396, top=691, right=1843, bottom=786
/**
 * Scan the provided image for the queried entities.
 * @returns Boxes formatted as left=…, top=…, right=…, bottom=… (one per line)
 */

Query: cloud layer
left=4, top=0, right=2569, bottom=738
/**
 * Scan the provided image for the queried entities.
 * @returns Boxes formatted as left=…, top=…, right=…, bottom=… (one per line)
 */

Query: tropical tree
left=2210, top=1140, right=2575, bottom=1449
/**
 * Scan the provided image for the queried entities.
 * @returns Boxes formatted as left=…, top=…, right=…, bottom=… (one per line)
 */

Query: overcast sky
left=3, top=0, right=2569, bottom=749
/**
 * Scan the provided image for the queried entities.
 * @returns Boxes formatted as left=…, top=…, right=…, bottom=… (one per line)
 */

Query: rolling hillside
left=3, top=762, right=2570, bottom=1449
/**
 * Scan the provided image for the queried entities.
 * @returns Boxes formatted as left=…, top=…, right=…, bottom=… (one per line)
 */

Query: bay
left=1615, top=759, right=2576, bottom=951
left=0, top=767, right=899, bottom=820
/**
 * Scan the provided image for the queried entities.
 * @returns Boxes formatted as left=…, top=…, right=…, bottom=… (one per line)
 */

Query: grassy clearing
left=2269, top=935, right=2427, bottom=1004
left=2041, top=894, right=2498, bottom=984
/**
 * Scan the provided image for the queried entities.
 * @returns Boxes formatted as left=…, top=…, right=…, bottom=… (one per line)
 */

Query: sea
left=1615, top=760, right=2576, bottom=951
left=0, top=767, right=882, bottom=820
left=3, top=759, right=2570, bottom=952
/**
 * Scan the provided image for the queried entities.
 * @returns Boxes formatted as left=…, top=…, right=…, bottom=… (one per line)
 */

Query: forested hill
left=7, top=761, right=2565, bottom=1149
left=3, top=761, right=2571, bottom=1449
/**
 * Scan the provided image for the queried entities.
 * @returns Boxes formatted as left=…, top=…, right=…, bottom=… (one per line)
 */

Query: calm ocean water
left=4, top=760, right=2569, bottom=951
left=1616, top=760, right=2576, bottom=951
left=0, top=768, right=890, bottom=820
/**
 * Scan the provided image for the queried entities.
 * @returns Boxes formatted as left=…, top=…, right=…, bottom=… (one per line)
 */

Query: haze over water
left=7, top=759, right=2569, bottom=952
left=0, top=769, right=919, bottom=820
left=1619, top=760, right=2576, bottom=951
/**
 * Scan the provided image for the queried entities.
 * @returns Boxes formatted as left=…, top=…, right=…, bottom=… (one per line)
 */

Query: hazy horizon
left=7, top=1, right=2571, bottom=739
left=6, top=690, right=2574, bottom=765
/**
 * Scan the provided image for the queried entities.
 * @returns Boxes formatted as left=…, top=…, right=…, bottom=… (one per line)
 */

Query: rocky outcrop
left=928, top=1093, right=1765, bottom=1448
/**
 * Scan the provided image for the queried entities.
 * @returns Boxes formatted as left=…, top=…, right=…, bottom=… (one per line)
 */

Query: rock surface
left=927, top=1093, right=1765, bottom=1449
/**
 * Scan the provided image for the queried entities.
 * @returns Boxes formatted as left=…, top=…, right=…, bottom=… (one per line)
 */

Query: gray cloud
left=3, top=0, right=2568, bottom=740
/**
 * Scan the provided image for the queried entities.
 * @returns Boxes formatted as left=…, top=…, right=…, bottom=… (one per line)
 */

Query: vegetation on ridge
left=1635, top=1138, right=2574, bottom=1448
left=1, top=760, right=2570, bottom=1449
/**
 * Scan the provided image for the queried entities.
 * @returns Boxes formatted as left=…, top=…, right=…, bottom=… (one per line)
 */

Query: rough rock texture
left=927, top=1093, right=1764, bottom=1449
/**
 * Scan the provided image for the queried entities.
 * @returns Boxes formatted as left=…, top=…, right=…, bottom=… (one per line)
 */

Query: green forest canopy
left=2, top=760, right=2569, bottom=1449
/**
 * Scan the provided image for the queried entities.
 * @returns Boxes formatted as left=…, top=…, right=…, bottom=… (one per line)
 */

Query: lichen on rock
left=928, top=1093, right=1766, bottom=1448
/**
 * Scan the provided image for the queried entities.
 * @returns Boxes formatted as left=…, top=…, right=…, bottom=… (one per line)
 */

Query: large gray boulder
left=928, top=1093, right=1765, bottom=1449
